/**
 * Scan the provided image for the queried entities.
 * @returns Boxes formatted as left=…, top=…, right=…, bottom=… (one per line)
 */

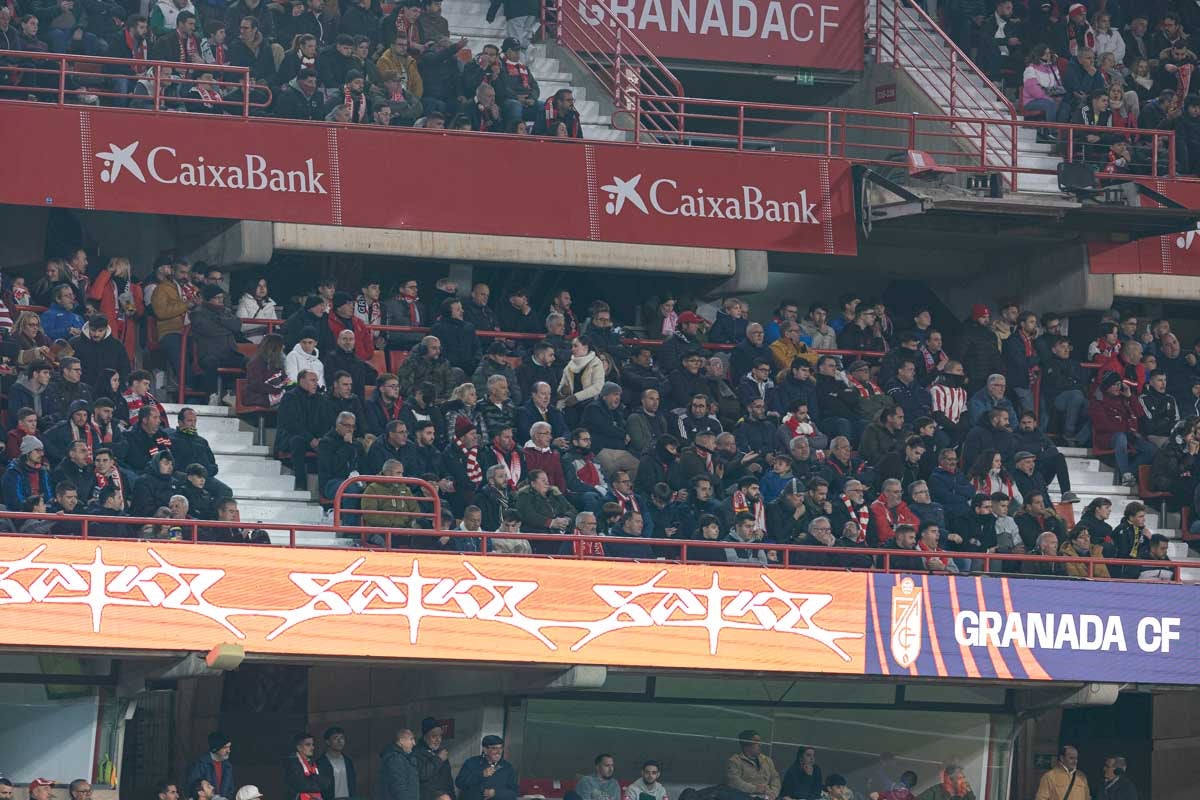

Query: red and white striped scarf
left=176, top=30, right=196, bottom=63
left=491, top=444, right=521, bottom=488
left=402, top=295, right=421, bottom=325
left=456, top=436, right=482, bottom=484
left=731, top=490, right=766, bottom=532
left=841, top=496, right=869, bottom=541
left=846, top=375, right=881, bottom=398
left=344, top=86, right=366, bottom=121
left=295, top=755, right=321, bottom=800
left=503, top=58, right=531, bottom=89
left=613, top=490, right=640, bottom=516
left=125, top=29, right=148, bottom=71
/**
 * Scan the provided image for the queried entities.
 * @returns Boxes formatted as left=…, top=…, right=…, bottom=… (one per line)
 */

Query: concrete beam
left=707, top=250, right=770, bottom=297
left=272, top=223, right=738, bottom=276
left=185, top=220, right=274, bottom=268
left=1112, top=274, right=1200, bottom=301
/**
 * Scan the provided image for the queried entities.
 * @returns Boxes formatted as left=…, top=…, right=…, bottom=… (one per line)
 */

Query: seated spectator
left=665, top=352, right=713, bottom=414
left=1111, top=500, right=1152, bottom=577
left=191, top=285, right=246, bottom=398
left=605, top=511, right=655, bottom=559
left=1139, top=369, right=1179, bottom=446
left=286, top=328, right=326, bottom=388
left=562, top=427, right=609, bottom=513
left=558, top=335, right=605, bottom=416
left=813, top=355, right=863, bottom=444
left=778, top=400, right=826, bottom=452
left=51, top=438, right=94, bottom=501
left=359, top=460, right=419, bottom=544
left=1137, top=533, right=1174, bottom=580
left=877, top=435, right=929, bottom=492
left=3, top=435, right=51, bottom=511
left=41, top=357, right=92, bottom=426
left=1040, top=335, right=1090, bottom=445
left=516, top=341, right=560, bottom=401
left=243, top=333, right=287, bottom=408
left=736, top=358, right=777, bottom=410
left=86, top=484, right=131, bottom=538
left=1091, top=371, right=1158, bottom=486
left=885, top=358, right=933, bottom=423
left=321, top=330, right=372, bottom=395
left=967, top=449, right=1021, bottom=503
left=773, top=358, right=819, bottom=419
left=869, top=478, right=919, bottom=545
left=171, top=407, right=232, bottom=498
left=837, top=305, right=886, bottom=355
left=443, top=417, right=488, bottom=515
left=398, top=335, right=456, bottom=400
left=276, top=370, right=327, bottom=491
left=9, top=361, right=52, bottom=423
left=581, top=382, right=636, bottom=476
left=721, top=512, right=769, bottom=564
left=178, top=463, right=218, bottom=520
left=323, top=371, right=368, bottom=435
left=1014, top=490, right=1068, bottom=550
left=860, top=405, right=906, bottom=465
left=429, top=297, right=481, bottom=375
left=318, top=410, right=360, bottom=511
left=124, top=405, right=174, bottom=472
left=87, top=446, right=134, bottom=509
left=70, top=315, right=131, bottom=390
left=800, top=302, right=837, bottom=350
left=708, top=298, right=748, bottom=346
left=151, top=8, right=200, bottom=60
left=729, top=323, right=771, bottom=381
left=844, top=359, right=890, bottom=430
left=131, top=450, right=177, bottom=517
left=1021, top=529, right=1065, bottom=576
left=275, top=67, right=325, bottom=120
left=1061, top=524, right=1110, bottom=578
left=515, top=468, right=576, bottom=550
left=474, top=343, right=522, bottom=406
left=917, top=520, right=958, bottom=573
left=962, top=407, right=1016, bottom=470
left=769, top=322, right=815, bottom=372
left=1097, top=339, right=1147, bottom=393
left=42, top=400, right=95, bottom=465
left=879, top=523, right=923, bottom=571
left=1023, top=44, right=1070, bottom=124
left=657, top=311, right=705, bottom=374
left=823, top=435, right=874, bottom=494
left=1014, top=412, right=1076, bottom=500
left=496, top=36, right=539, bottom=126
left=228, top=16, right=276, bottom=87
left=5, top=408, right=38, bottom=461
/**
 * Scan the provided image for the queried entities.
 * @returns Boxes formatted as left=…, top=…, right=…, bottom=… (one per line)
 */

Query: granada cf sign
left=0, top=104, right=858, bottom=256
left=561, top=0, right=865, bottom=71
left=1, top=538, right=1198, bottom=684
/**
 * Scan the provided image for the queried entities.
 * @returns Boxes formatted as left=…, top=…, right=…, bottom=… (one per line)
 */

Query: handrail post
left=949, top=50, right=956, bottom=117
left=153, top=65, right=161, bottom=112
left=243, top=70, right=251, bottom=118
left=1152, top=132, right=1159, bottom=176
left=738, top=104, right=745, bottom=150
left=1170, top=133, right=1177, bottom=177
left=57, top=54, right=66, bottom=106
left=891, top=0, right=900, bottom=67
left=613, top=23, right=623, bottom=106
left=178, top=326, right=188, bottom=404
left=825, top=110, right=833, bottom=157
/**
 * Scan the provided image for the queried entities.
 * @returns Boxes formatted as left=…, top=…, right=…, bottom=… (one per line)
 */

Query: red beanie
left=455, top=416, right=476, bottom=438
left=970, top=304, right=990, bottom=322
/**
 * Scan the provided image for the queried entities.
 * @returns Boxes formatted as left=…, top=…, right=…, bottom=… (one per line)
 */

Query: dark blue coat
left=455, top=756, right=518, bottom=800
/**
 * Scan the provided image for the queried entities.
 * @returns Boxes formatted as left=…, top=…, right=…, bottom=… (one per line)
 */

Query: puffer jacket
left=285, top=343, right=326, bottom=388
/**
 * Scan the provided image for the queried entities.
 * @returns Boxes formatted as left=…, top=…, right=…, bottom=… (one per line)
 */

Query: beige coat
left=1034, top=766, right=1090, bottom=800
left=724, top=753, right=781, bottom=798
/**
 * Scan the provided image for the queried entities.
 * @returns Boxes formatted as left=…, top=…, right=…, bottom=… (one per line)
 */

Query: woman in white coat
left=285, top=327, right=325, bottom=388
left=235, top=276, right=279, bottom=344
left=557, top=335, right=605, bottom=423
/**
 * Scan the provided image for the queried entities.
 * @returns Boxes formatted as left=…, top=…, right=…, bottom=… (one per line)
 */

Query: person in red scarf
left=325, top=69, right=371, bottom=123
left=383, top=278, right=425, bottom=350
left=200, top=19, right=227, bottom=65
left=284, top=733, right=324, bottom=800
left=327, top=293, right=375, bottom=361
left=443, top=417, right=490, bottom=515
left=106, top=13, right=151, bottom=101
left=1002, top=311, right=1041, bottom=416
left=497, top=36, right=540, bottom=128
left=151, top=10, right=202, bottom=63
left=488, top=425, right=524, bottom=489
left=722, top=475, right=767, bottom=537
left=602, top=468, right=657, bottom=537
left=522, top=421, right=569, bottom=492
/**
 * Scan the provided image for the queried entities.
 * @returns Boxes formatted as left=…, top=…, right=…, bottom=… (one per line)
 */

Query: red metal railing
left=873, top=0, right=1017, bottom=180
left=0, top=50, right=270, bottom=116
left=631, top=93, right=1179, bottom=180
left=550, top=0, right=685, bottom=140
left=1, top=500, right=1180, bottom=582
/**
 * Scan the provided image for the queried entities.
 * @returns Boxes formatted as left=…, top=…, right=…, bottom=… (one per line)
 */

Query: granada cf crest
left=890, top=577, right=923, bottom=668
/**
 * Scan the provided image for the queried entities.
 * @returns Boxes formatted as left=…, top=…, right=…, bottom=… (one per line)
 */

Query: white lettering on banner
left=0, top=545, right=863, bottom=659
left=578, top=0, right=840, bottom=43
left=601, top=174, right=820, bottom=224
left=955, top=611, right=1183, bottom=653
left=96, top=141, right=327, bottom=195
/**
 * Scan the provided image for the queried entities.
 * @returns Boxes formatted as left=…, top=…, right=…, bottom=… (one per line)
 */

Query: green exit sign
left=796, top=72, right=815, bottom=86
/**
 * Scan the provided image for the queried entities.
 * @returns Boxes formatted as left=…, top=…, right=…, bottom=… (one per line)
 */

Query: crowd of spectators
left=949, top=0, right=1200, bottom=172
left=0, top=246, right=1191, bottom=579
left=0, top=0, right=586, bottom=135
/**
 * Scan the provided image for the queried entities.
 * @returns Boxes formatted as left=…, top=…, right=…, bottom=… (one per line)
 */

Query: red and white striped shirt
left=930, top=383, right=968, bottom=424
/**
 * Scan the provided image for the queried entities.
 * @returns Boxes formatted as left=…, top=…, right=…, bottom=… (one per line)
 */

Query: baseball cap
left=236, top=787, right=263, bottom=800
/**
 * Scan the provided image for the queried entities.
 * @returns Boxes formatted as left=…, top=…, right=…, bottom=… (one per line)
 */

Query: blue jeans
left=502, top=98, right=539, bottom=128
left=47, top=29, right=103, bottom=55
left=1051, top=389, right=1090, bottom=442
left=1110, top=432, right=1157, bottom=479
left=1012, top=387, right=1035, bottom=415
left=1023, top=97, right=1061, bottom=122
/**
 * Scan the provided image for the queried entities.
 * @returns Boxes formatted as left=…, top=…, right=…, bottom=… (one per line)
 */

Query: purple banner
left=865, top=573, right=1200, bottom=684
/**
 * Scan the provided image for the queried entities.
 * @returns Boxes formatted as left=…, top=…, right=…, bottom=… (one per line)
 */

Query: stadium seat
left=235, top=378, right=276, bottom=446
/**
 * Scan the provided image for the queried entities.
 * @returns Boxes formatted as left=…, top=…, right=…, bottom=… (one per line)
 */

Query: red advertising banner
left=1089, top=179, right=1200, bottom=275
left=0, top=104, right=857, bottom=256
left=561, top=0, right=865, bottom=71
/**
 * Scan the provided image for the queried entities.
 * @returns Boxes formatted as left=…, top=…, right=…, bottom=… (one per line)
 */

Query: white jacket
left=154, top=0, right=197, bottom=31
left=285, top=343, right=325, bottom=387
left=1094, top=28, right=1126, bottom=66
left=236, top=293, right=279, bottom=343
left=556, top=351, right=605, bottom=407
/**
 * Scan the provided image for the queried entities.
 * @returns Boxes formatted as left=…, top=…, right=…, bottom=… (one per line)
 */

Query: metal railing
left=631, top=94, right=1179, bottom=180
left=0, top=49, right=270, bottom=116
left=550, top=0, right=685, bottom=140
left=2, top=496, right=1180, bottom=582
left=873, top=0, right=1017, bottom=179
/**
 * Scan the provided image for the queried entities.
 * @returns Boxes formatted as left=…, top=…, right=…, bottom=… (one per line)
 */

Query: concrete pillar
left=184, top=220, right=274, bottom=270
left=446, top=263, right=474, bottom=296
left=706, top=250, right=769, bottom=297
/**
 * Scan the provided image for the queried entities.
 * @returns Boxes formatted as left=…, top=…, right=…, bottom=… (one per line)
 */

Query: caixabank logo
left=95, top=141, right=328, bottom=194
left=600, top=173, right=821, bottom=223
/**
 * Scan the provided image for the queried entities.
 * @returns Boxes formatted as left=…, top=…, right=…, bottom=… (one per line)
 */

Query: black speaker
left=1058, top=161, right=1098, bottom=192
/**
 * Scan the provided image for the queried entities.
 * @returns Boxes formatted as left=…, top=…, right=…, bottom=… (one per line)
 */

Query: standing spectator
left=151, top=259, right=194, bottom=388
left=959, top=304, right=1004, bottom=394
left=317, top=727, right=356, bottom=800
left=378, top=730, right=419, bottom=800
left=1090, top=371, right=1157, bottom=486
left=186, top=733, right=235, bottom=800
left=417, top=36, right=467, bottom=116
left=86, top=257, right=143, bottom=361
left=283, top=733, right=323, bottom=800
left=1098, top=757, right=1137, bottom=800
left=413, top=718, right=454, bottom=800
left=455, top=736, right=518, bottom=800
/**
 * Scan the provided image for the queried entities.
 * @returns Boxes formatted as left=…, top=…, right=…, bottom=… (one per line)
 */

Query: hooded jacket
left=2, top=455, right=52, bottom=510
left=377, top=743, right=419, bottom=800
left=42, top=400, right=99, bottom=464
left=69, top=323, right=132, bottom=387
left=286, top=343, right=326, bottom=388
left=8, top=374, right=47, bottom=421
left=131, top=452, right=179, bottom=517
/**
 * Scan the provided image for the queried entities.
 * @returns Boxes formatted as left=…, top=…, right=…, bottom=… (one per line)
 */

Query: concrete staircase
left=1059, top=446, right=1200, bottom=580
left=875, top=1, right=1064, bottom=193
left=162, top=403, right=327, bottom=540
left=436, top=1, right=630, bottom=141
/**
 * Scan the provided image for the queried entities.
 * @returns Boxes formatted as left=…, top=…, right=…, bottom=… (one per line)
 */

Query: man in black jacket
left=317, top=727, right=357, bottom=800
left=960, top=304, right=1004, bottom=395
left=43, top=358, right=94, bottom=427
left=277, top=370, right=327, bottom=490
left=191, top=285, right=246, bottom=395
left=274, top=69, right=325, bottom=120
left=228, top=15, right=276, bottom=98
left=70, top=315, right=131, bottom=387
left=417, top=35, right=467, bottom=115
left=814, top=355, right=863, bottom=445
left=378, top=729, right=419, bottom=800
left=879, top=523, right=923, bottom=571
left=413, top=718, right=454, bottom=800
left=430, top=297, right=481, bottom=374
left=284, top=734, right=325, bottom=800
left=171, top=407, right=233, bottom=499
left=124, top=405, right=175, bottom=472
left=1041, top=335, right=1090, bottom=445
left=318, top=411, right=360, bottom=505
left=580, top=382, right=635, bottom=476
